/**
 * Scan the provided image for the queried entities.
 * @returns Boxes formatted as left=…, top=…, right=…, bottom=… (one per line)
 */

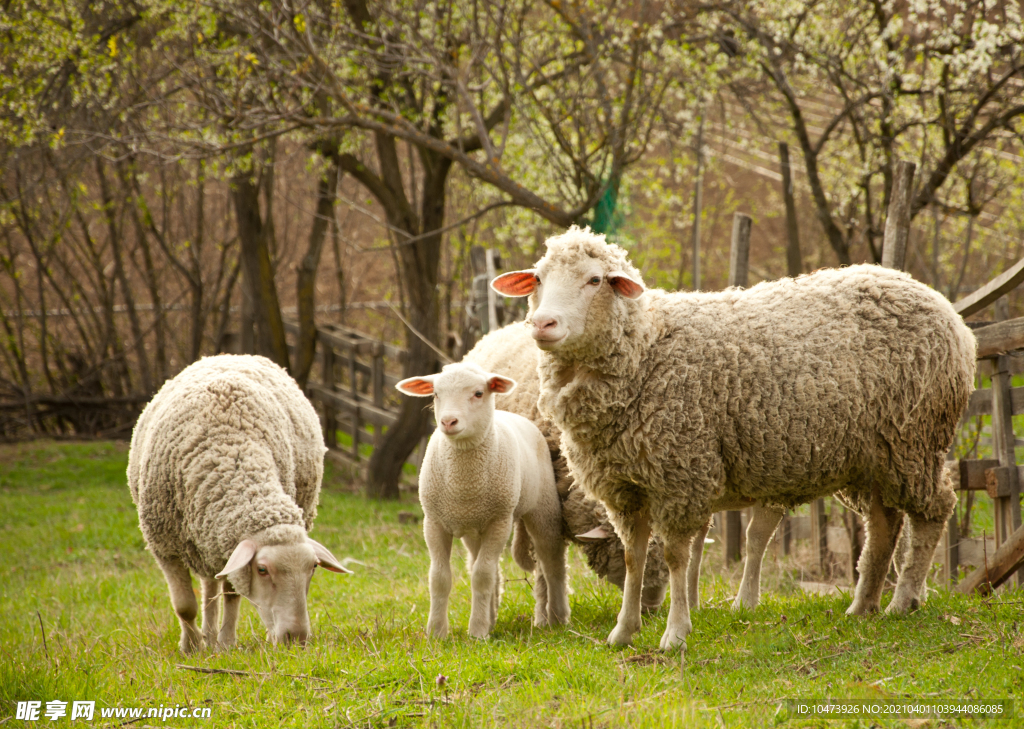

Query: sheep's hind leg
left=200, top=577, right=221, bottom=649
left=525, top=513, right=570, bottom=627
left=886, top=513, right=944, bottom=614
left=468, top=518, right=512, bottom=639
left=846, top=487, right=903, bottom=615
left=424, top=516, right=454, bottom=639
left=687, top=519, right=712, bottom=610
left=607, top=509, right=651, bottom=647
left=733, top=506, right=784, bottom=611
left=660, top=531, right=695, bottom=651
left=219, top=584, right=241, bottom=647
left=154, top=554, right=202, bottom=654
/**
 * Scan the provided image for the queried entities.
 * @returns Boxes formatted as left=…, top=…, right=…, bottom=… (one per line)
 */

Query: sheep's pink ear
left=396, top=376, right=436, bottom=396
left=487, top=374, right=517, bottom=394
left=491, top=270, right=538, bottom=297
left=607, top=271, right=644, bottom=299
left=216, top=540, right=258, bottom=579
left=308, top=538, right=352, bottom=574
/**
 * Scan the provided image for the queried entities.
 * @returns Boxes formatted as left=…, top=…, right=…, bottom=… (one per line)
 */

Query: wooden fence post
left=347, top=344, right=360, bottom=461
left=811, top=498, right=830, bottom=579
left=723, top=212, right=752, bottom=565
left=321, top=345, right=337, bottom=450
left=881, top=160, right=916, bottom=270
left=778, top=142, right=803, bottom=278
left=991, top=355, right=1022, bottom=586
left=372, top=342, right=385, bottom=448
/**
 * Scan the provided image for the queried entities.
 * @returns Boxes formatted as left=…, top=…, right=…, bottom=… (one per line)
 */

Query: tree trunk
left=294, top=150, right=340, bottom=388
left=231, top=168, right=290, bottom=370
left=365, top=151, right=451, bottom=499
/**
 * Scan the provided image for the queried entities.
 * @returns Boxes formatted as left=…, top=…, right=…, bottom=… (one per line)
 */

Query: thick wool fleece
left=465, top=323, right=670, bottom=601
left=532, top=228, right=974, bottom=540
left=128, top=355, right=327, bottom=585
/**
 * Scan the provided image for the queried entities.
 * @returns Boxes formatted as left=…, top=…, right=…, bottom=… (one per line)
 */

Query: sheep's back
left=635, top=264, right=974, bottom=509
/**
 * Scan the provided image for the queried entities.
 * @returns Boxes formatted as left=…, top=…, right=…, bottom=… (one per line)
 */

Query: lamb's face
left=216, top=537, right=349, bottom=646
left=396, top=364, right=516, bottom=442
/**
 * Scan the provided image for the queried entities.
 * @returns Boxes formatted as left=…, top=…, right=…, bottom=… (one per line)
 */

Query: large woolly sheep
left=397, top=362, right=569, bottom=639
left=493, top=226, right=974, bottom=651
left=128, top=355, right=349, bottom=653
left=466, top=321, right=789, bottom=613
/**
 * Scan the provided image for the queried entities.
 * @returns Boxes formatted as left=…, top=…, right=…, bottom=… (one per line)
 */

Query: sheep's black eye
left=257, top=565, right=268, bottom=576
left=589, top=276, right=601, bottom=285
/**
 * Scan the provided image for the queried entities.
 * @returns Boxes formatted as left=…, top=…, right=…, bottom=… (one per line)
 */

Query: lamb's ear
left=491, top=270, right=538, bottom=297
left=216, top=540, right=258, bottom=579
left=308, top=538, right=352, bottom=574
left=396, top=375, right=436, bottom=396
left=487, top=374, right=517, bottom=395
left=607, top=271, right=644, bottom=299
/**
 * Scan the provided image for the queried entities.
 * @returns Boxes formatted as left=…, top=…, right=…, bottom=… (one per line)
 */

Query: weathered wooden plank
left=307, top=384, right=398, bottom=428
left=974, top=317, right=1024, bottom=358
left=954, top=257, right=1024, bottom=318
left=881, top=160, right=916, bottom=270
left=956, top=521, right=1024, bottom=596
left=964, top=386, right=1024, bottom=417
left=957, top=459, right=1001, bottom=491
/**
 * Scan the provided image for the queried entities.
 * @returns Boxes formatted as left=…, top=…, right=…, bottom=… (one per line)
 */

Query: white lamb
left=128, top=354, right=350, bottom=653
left=397, top=362, right=569, bottom=639
left=493, top=226, right=975, bottom=651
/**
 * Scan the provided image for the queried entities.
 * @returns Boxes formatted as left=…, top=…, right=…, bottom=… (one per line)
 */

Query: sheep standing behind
left=128, top=355, right=349, bottom=653
left=494, top=227, right=974, bottom=651
left=397, top=362, right=569, bottom=638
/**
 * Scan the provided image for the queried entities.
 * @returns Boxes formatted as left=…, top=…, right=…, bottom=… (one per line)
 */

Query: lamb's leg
left=200, top=577, right=221, bottom=649
left=847, top=487, right=903, bottom=615
left=424, top=515, right=454, bottom=639
left=219, top=584, right=241, bottom=647
left=607, top=509, right=651, bottom=647
left=687, top=520, right=712, bottom=610
left=660, top=531, right=695, bottom=652
left=733, top=506, right=785, bottom=611
left=524, top=512, right=570, bottom=627
left=887, top=513, right=944, bottom=614
left=468, top=518, right=512, bottom=639
left=153, top=554, right=202, bottom=654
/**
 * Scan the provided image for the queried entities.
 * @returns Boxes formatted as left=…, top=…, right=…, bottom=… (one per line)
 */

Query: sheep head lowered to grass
left=128, top=354, right=350, bottom=653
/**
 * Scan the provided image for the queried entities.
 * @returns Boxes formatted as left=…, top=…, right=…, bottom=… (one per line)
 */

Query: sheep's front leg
left=200, top=577, right=221, bottom=649
left=468, top=518, right=512, bottom=639
left=219, top=585, right=241, bottom=648
left=607, top=509, right=651, bottom=647
left=153, top=554, right=202, bottom=654
left=424, top=515, right=454, bottom=639
left=660, top=531, right=695, bottom=652
left=733, top=506, right=785, bottom=611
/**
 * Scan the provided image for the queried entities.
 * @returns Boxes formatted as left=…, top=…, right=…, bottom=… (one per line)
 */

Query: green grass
left=1, top=441, right=1022, bottom=728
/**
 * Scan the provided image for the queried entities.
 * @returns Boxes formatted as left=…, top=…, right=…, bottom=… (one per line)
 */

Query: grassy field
left=1, top=441, right=1021, bottom=728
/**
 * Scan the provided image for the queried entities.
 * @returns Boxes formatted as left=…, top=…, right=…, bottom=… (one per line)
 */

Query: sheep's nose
left=441, top=417, right=459, bottom=431
left=533, top=315, right=558, bottom=331
left=280, top=629, right=309, bottom=646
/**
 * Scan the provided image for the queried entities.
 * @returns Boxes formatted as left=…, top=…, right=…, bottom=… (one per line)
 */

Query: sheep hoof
left=607, top=624, right=635, bottom=647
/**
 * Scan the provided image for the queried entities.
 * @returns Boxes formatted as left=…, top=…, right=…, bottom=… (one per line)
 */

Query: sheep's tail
left=512, top=519, right=536, bottom=573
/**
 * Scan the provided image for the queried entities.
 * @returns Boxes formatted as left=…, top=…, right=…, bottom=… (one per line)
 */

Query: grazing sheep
left=397, top=362, right=569, bottom=639
left=466, top=322, right=786, bottom=613
left=493, top=226, right=974, bottom=650
left=128, top=354, right=349, bottom=653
